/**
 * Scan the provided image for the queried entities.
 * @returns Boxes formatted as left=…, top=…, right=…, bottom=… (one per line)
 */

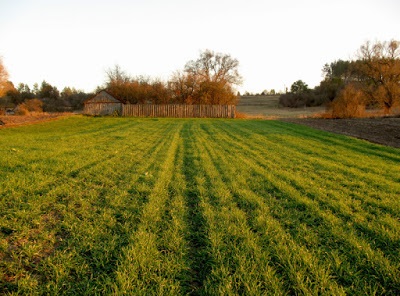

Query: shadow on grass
left=181, top=123, right=213, bottom=295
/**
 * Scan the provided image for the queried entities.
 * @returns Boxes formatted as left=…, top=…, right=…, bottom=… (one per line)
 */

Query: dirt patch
left=0, top=113, right=73, bottom=128
left=282, top=117, right=400, bottom=148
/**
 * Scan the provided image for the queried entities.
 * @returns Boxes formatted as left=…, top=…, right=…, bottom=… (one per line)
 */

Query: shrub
left=15, top=99, right=44, bottom=115
left=328, top=84, right=366, bottom=118
left=25, top=99, right=43, bottom=113
left=279, top=93, right=302, bottom=108
left=15, top=103, right=29, bottom=115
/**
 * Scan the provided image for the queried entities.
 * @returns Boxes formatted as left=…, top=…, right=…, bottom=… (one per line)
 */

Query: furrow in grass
left=1, top=118, right=399, bottom=295
left=0, top=118, right=170, bottom=201
left=197, top=123, right=347, bottom=295
left=0, top=125, right=158, bottom=218
left=0, top=119, right=182, bottom=294
left=218, top=121, right=400, bottom=251
left=112, top=122, right=188, bottom=295
left=268, top=134, right=400, bottom=195
left=158, top=132, right=192, bottom=294
left=208, top=121, right=400, bottom=223
left=247, top=120, right=400, bottom=164
left=216, top=132, right=400, bottom=252
left=215, top=120, right=400, bottom=189
left=180, top=121, right=213, bottom=294
left=276, top=121, right=400, bottom=162
left=189, top=121, right=287, bottom=295
left=223, top=120, right=400, bottom=186
left=210, top=121, right=399, bottom=221
left=256, top=166, right=395, bottom=292
left=210, top=121, right=400, bottom=227
left=206, top=123, right=400, bottom=294
left=68, top=120, right=185, bottom=294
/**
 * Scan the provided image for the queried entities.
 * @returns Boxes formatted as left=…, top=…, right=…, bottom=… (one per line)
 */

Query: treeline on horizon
left=1, top=40, right=399, bottom=117
left=278, top=39, right=400, bottom=117
left=0, top=50, right=242, bottom=114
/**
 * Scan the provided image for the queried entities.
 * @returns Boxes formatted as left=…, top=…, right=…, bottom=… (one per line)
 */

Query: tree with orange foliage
left=105, top=65, right=170, bottom=104
left=355, top=40, right=400, bottom=114
left=169, top=71, right=199, bottom=104
left=170, top=50, right=242, bottom=105
left=104, top=65, right=133, bottom=102
left=184, top=50, right=242, bottom=105
left=105, top=52, right=242, bottom=105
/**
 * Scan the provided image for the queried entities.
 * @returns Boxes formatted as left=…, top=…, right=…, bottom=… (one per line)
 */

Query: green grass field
left=1, top=117, right=399, bottom=295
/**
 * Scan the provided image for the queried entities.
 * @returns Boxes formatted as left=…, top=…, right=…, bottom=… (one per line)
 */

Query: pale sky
left=1, top=0, right=399, bottom=94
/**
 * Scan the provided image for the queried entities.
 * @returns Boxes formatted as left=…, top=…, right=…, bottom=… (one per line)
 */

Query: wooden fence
left=84, top=102, right=122, bottom=116
left=122, top=104, right=236, bottom=118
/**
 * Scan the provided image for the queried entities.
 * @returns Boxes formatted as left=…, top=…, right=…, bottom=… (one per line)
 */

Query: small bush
left=15, top=103, right=29, bottom=115
left=15, top=99, right=43, bottom=115
left=25, top=99, right=43, bottom=113
left=328, top=84, right=365, bottom=118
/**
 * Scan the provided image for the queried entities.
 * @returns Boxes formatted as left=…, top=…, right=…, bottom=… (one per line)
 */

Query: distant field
left=237, top=95, right=325, bottom=118
left=1, top=117, right=399, bottom=295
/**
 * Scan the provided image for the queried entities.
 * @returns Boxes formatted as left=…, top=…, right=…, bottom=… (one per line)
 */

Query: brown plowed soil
left=283, top=117, right=400, bottom=148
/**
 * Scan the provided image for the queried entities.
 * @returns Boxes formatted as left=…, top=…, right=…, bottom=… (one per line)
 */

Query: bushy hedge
left=278, top=92, right=327, bottom=108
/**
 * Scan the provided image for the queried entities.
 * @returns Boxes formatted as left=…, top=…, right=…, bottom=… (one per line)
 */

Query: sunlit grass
left=1, top=116, right=399, bottom=295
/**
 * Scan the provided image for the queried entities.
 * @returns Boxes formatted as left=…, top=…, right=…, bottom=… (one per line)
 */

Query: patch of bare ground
left=282, top=116, right=400, bottom=148
left=0, top=113, right=74, bottom=128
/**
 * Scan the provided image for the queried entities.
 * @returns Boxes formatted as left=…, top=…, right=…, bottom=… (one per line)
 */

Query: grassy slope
left=0, top=117, right=399, bottom=295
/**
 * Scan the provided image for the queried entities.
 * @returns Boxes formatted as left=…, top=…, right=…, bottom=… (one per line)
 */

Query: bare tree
left=105, top=64, right=130, bottom=85
left=184, top=50, right=242, bottom=86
